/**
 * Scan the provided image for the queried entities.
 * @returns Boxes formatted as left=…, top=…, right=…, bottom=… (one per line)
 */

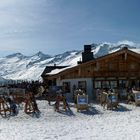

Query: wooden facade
left=45, top=47, right=140, bottom=100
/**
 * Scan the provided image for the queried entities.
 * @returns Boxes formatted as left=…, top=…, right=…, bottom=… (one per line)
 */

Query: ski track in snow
left=1, top=101, right=140, bottom=140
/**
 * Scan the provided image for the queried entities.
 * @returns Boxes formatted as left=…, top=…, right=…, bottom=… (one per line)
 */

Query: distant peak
left=6, top=52, right=25, bottom=58
left=33, top=51, right=51, bottom=58
left=35, top=51, right=45, bottom=56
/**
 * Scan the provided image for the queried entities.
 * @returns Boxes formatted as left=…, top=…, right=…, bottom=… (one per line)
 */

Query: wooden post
left=0, top=97, right=10, bottom=117
left=24, top=93, right=34, bottom=114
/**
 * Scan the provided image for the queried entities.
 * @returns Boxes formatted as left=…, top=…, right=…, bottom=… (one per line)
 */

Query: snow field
left=1, top=101, right=140, bottom=140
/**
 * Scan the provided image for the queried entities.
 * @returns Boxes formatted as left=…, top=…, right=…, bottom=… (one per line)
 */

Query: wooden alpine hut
left=42, top=45, right=140, bottom=101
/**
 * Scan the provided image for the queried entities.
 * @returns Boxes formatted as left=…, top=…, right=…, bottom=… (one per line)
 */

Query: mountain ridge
left=0, top=41, right=139, bottom=81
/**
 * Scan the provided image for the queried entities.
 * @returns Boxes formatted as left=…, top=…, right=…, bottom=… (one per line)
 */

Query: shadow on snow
left=113, top=104, right=132, bottom=112
left=56, top=109, right=75, bottom=116
left=79, top=106, right=102, bottom=115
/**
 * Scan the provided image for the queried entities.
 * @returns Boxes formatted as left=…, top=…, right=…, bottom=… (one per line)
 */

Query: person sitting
left=7, top=93, right=18, bottom=116
left=42, top=88, right=51, bottom=105
left=127, top=92, right=135, bottom=104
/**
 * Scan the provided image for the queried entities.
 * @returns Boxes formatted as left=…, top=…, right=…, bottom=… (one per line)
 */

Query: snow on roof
left=46, top=64, right=77, bottom=75
left=130, top=48, right=140, bottom=54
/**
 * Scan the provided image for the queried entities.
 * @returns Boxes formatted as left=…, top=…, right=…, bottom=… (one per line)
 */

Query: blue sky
left=0, top=0, right=140, bottom=56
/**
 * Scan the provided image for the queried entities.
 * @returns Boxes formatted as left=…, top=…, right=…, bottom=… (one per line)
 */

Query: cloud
left=116, top=40, right=136, bottom=46
left=0, top=0, right=56, bottom=56
left=0, top=0, right=54, bottom=34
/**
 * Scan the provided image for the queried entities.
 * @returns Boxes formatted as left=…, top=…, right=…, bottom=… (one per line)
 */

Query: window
left=63, top=82, right=71, bottom=93
left=102, top=81, right=110, bottom=88
left=110, top=81, right=117, bottom=89
left=119, top=80, right=126, bottom=88
left=95, top=81, right=101, bottom=88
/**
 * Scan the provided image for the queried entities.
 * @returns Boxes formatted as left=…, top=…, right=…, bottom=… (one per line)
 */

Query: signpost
left=76, top=94, right=89, bottom=112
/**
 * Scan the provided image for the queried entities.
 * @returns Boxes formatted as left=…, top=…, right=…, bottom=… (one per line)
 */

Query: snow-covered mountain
left=0, top=40, right=140, bottom=81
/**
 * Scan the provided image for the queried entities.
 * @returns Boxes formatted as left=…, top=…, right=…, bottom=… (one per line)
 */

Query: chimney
left=84, top=45, right=92, bottom=52
left=82, top=45, right=94, bottom=63
left=123, top=46, right=128, bottom=50
left=77, top=58, right=82, bottom=65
